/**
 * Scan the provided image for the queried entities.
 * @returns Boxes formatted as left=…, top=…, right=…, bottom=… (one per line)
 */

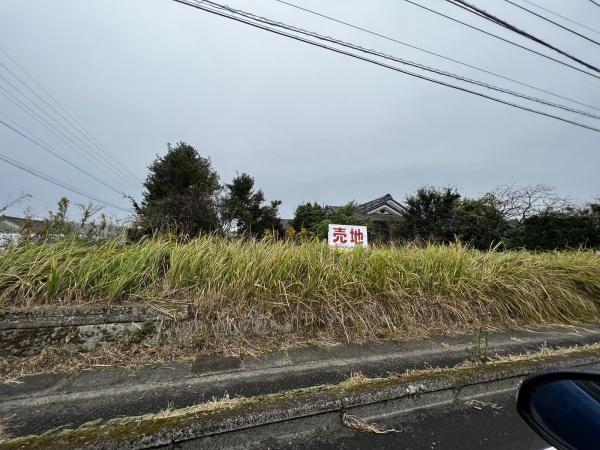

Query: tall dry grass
left=1, top=237, right=599, bottom=338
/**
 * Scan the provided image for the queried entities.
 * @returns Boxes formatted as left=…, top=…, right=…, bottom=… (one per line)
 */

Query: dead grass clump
left=0, top=343, right=195, bottom=384
left=342, top=414, right=399, bottom=434
left=2, top=237, right=600, bottom=346
left=153, top=394, right=240, bottom=420
left=0, top=416, right=13, bottom=441
left=338, top=371, right=371, bottom=389
left=462, top=399, right=502, bottom=410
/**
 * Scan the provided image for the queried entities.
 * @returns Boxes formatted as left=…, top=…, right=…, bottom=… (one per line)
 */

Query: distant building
left=0, top=214, right=124, bottom=249
left=327, top=194, right=405, bottom=241
left=0, top=216, right=40, bottom=248
left=282, top=194, right=405, bottom=241
left=0, top=215, right=43, bottom=234
left=324, top=194, right=405, bottom=222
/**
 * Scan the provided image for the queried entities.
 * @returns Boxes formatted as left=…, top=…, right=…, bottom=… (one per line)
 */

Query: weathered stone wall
left=0, top=304, right=191, bottom=357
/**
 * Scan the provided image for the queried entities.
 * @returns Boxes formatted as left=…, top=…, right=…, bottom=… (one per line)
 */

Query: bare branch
left=0, top=192, right=32, bottom=216
left=489, top=184, right=571, bottom=222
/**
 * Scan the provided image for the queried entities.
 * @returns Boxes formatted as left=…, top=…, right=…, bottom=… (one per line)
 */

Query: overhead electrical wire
left=0, top=45, right=143, bottom=186
left=0, top=83, right=132, bottom=193
left=0, top=61, right=141, bottom=191
left=0, top=60, right=140, bottom=188
left=0, top=152, right=133, bottom=213
left=194, top=0, right=600, bottom=120
left=0, top=73, right=135, bottom=192
left=445, top=0, right=600, bottom=72
left=0, top=117, right=126, bottom=198
left=172, top=0, right=600, bottom=133
left=519, top=0, right=600, bottom=36
left=0, top=83, right=113, bottom=167
left=404, top=0, right=600, bottom=81
left=503, top=0, right=600, bottom=46
left=275, top=0, right=600, bottom=112
left=0, top=65, right=139, bottom=191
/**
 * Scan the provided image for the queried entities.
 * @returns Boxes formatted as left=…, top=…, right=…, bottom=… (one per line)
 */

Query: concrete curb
left=1, top=324, right=600, bottom=438
left=3, top=349, right=600, bottom=450
left=3, top=324, right=600, bottom=400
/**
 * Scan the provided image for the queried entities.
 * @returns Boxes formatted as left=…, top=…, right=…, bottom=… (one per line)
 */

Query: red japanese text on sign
left=327, top=224, right=368, bottom=249
left=332, top=227, right=348, bottom=243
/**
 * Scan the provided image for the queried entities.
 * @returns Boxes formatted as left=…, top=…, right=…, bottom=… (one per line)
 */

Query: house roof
left=325, top=194, right=405, bottom=216
left=357, top=194, right=405, bottom=215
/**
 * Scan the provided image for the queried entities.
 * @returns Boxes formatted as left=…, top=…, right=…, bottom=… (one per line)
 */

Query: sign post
left=327, top=224, right=368, bottom=249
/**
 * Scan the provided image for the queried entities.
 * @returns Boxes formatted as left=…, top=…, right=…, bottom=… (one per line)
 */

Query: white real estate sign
left=327, top=224, right=368, bottom=249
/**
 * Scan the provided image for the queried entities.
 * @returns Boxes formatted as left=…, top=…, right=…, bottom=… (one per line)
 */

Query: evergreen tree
left=135, top=142, right=221, bottom=236
left=221, top=173, right=282, bottom=237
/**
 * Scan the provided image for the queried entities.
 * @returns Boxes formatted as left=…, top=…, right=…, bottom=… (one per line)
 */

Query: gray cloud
left=1, top=0, right=598, bottom=220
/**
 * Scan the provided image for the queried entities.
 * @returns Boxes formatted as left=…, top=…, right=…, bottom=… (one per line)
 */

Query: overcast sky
left=0, top=0, right=599, bottom=220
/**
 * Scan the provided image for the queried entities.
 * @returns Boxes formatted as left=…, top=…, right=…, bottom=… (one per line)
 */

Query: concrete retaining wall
left=0, top=304, right=191, bottom=357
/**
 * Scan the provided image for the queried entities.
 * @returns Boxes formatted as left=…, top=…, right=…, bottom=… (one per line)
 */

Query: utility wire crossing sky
left=0, top=0, right=598, bottom=219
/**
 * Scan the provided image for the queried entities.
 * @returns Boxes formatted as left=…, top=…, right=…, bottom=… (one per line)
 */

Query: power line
left=0, top=83, right=133, bottom=193
left=0, top=61, right=141, bottom=191
left=0, top=73, right=136, bottom=193
left=588, top=0, right=600, bottom=8
left=404, top=0, right=600, bottom=81
left=208, top=0, right=600, bottom=120
left=275, top=0, right=600, bottom=112
left=0, top=45, right=143, bottom=186
left=519, top=0, right=600, bottom=37
left=173, top=0, right=600, bottom=133
left=0, top=117, right=126, bottom=197
left=446, top=0, right=600, bottom=72
left=503, top=0, right=600, bottom=46
left=0, top=152, right=133, bottom=213
left=0, top=63, right=140, bottom=191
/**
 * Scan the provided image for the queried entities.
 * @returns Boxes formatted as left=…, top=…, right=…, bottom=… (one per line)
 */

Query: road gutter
left=2, top=345, right=600, bottom=450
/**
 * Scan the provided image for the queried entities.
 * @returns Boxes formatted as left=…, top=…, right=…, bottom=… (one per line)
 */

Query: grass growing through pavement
left=3, top=343, right=600, bottom=449
left=0, top=417, right=9, bottom=441
left=1, top=236, right=600, bottom=341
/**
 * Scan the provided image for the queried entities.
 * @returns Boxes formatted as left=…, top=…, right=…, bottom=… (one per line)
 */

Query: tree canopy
left=290, top=202, right=327, bottom=232
left=221, top=173, right=282, bottom=237
left=135, top=142, right=221, bottom=236
left=505, top=206, right=600, bottom=250
left=401, top=187, right=461, bottom=243
left=130, top=144, right=598, bottom=251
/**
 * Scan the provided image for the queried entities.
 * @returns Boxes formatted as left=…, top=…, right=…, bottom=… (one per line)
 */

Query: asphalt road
left=6, top=326, right=600, bottom=441
left=1, top=377, right=560, bottom=449
left=279, top=390, right=551, bottom=450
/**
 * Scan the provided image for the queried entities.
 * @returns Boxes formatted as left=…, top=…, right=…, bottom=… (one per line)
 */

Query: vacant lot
left=2, top=237, right=599, bottom=340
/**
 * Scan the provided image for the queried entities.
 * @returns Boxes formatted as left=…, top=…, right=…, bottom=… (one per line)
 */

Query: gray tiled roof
left=325, top=194, right=405, bottom=216
left=357, top=194, right=405, bottom=214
